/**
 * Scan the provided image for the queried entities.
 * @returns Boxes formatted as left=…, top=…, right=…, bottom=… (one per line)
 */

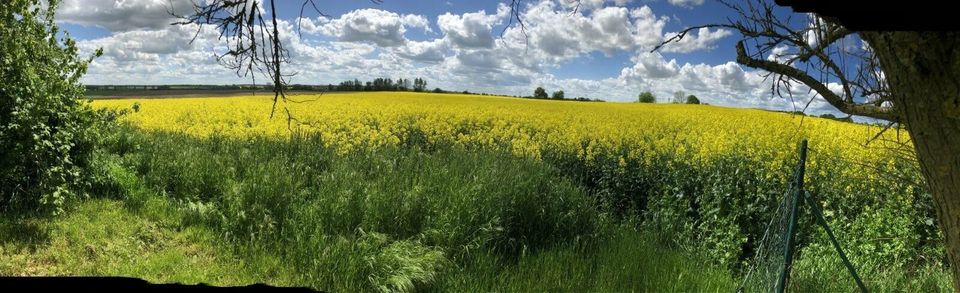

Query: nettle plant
left=1, top=0, right=103, bottom=215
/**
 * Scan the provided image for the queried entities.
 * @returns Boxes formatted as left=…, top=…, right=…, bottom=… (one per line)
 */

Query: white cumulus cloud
left=660, top=27, right=733, bottom=53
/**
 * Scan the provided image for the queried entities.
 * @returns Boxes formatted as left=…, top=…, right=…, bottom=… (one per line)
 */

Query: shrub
left=534, top=87, right=548, bottom=99
left=638, top=91, right=656, bottom=103
left=551, top=90, right=565, bottom=100
left=0, top=0, right=102, bottom=215
left=685, top=95, right=700, bottom=104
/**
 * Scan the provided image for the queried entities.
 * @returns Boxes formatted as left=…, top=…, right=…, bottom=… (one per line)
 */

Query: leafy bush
left=539, top=137, right=938, bottom=274
left=551, top=90, right=564, bottom=100
left=534, top=87, right=548, bottom=99
left=0, top=0, right=102, bottom=215
left=638, top=91, right=656, bottom=103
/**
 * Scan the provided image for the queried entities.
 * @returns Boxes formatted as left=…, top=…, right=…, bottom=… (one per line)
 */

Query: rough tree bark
left=860, top=31, right=960, bottom=288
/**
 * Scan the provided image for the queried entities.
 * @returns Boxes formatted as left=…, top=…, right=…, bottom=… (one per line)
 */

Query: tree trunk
left=862, top=32, right=960, bottom=290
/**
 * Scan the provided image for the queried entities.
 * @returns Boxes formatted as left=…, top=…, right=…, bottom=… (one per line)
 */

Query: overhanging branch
left=735, top=41, right=898, bottom=121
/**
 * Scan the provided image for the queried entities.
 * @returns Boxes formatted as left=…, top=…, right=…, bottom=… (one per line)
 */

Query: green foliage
left=0, top=197, right=289, bottom=285
left=6, top=124, right=944, bottom=291
left=434, top=231, right=738, bottom=291
left=109, top=127, right=600, bottom=291
left=638, top=91, right=656, bottom=103
left=361, top=232, right=447, bottom=293
left=686, top=94, right=700, bottom=104
left=533, top=87, right=548, bottom=99
left=551, top=90, right=564, bottom=100
left=0, top=0, right=103, bottom=215
left=819, top=113, right=854, bottom=123
left=539, top=138, right=941, bottom=280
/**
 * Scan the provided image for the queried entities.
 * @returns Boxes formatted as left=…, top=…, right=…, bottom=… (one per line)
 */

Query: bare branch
left=652, top=24, right=737, bottom=53
left=500, top=0, right=529, bottom=52
left=735, top=41, right=897, bottom=120
left=650, top=0, right=898, bottom=122
left=297, top=0, right=328, bottom=39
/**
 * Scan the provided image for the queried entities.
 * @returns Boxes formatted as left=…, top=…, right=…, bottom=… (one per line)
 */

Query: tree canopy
left=534, top=87, right=548, bottom=99
left=638, top=91, right=656, bottom=103
left=551, top=90, right=565, bottom=100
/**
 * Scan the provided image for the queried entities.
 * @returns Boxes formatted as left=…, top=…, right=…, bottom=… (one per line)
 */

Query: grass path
left=0, top=198, right=290, bottom=286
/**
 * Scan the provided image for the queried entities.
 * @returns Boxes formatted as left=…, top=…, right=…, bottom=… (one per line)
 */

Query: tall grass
left=80, top=124, right=951, bottom=291
left=434, top=230, right=738, bottom=292
left=104, top=126, right=607, bottom=291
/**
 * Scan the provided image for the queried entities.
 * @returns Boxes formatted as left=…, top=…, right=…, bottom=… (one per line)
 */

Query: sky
left=55, top=0, right=851, bottom=116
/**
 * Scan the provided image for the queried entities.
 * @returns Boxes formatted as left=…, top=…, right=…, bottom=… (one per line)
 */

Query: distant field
left=85, top=89, right=328, bottom=99
left=92, top=92, right=900, bottom=161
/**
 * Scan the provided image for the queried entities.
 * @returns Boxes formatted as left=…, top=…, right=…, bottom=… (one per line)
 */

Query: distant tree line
left=636, top=89, right=857, bottom=123
left=327, top=77, right=429, bottom=92
left=524, top=87, right=605, bottom=102
left=637, top=90, right=701, bottom=105
left=781, top=111, right=855, bottom=123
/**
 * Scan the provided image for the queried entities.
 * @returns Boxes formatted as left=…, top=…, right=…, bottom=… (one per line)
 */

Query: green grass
left=1, top=125, right=952, bottom=292
left=435, top=230, right=737, bottom=292
left=115, top=129, right=604, bottom=291
left=0, top=197, right=291, bottom=286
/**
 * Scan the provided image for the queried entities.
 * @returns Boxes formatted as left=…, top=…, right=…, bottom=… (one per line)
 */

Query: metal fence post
left=777, top=139, right=807, bottom=293
left=803, top=190, right=869, bottom=292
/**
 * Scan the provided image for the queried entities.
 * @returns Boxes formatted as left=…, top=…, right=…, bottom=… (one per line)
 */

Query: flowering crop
left=92, top=92, right=909, bottom=174
left=92, top=92, right=935, bottom=273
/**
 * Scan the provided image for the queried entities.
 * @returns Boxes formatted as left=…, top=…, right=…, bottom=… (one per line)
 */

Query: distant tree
left=685, top=94, right=700, bottom=104
left=672, top=90, right=686, bottom=104
left=818, top=113, right=854, bottom=123
left=638, top=91, right=656, bottom=103
left=534, top=87, right=548, bottom=99
left=433, top=88, right=443, bottom=93
left=551, top=90, right=565, bottom=100
left=413, top=78, right=427, bottom=92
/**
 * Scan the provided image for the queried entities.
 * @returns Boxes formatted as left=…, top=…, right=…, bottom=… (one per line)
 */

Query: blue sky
left=233, top=0, right=746, bottom=79
left=56, top=0, right=844, bottom=115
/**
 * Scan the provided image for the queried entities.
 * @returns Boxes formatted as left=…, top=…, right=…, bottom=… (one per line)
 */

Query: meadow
left=3, top=92, right=949, bottom=291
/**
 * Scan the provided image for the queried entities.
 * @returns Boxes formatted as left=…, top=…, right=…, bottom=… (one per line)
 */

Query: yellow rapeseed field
left=92, top=92, right=910, bottom=182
